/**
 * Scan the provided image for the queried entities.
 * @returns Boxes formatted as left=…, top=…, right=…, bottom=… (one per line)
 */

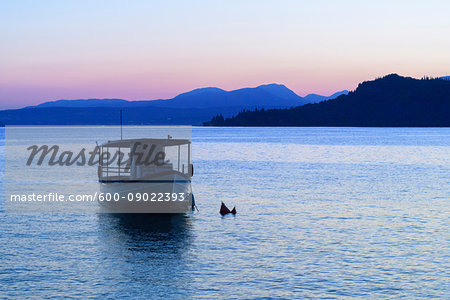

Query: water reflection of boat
left=97, top=138, right=193, bottom=213
left=96, top=213, right=193, bottom=291
left=98, top=213, right=192, bottom=239
left=97, top=213, right=193, bottom=254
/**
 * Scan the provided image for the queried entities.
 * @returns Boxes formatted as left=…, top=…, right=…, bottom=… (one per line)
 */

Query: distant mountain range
left=0, top=84, right=347, bottom=125
left=30, top=84, right=347, bottom=109
left=204, top=74, right=450, bottom=127
left=303, top=90, right=349, bottom=103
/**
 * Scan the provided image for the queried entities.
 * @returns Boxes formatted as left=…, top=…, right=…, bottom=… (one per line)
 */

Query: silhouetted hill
left=303, top=90, right=349, bottom=103
left=204, top=74, right=450, bottom=127
left=151, top=84, right=304, bottom=108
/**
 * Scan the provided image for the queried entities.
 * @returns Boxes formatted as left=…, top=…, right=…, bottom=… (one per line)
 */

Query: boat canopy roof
left=100, top=138, right=191, bottom=148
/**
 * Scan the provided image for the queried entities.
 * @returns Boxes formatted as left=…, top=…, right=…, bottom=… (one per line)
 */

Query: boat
left=97, top=137, right=193, bottom=213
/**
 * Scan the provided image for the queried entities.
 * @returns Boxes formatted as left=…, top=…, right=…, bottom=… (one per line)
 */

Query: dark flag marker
left=220, top=202, right=236, bottom=216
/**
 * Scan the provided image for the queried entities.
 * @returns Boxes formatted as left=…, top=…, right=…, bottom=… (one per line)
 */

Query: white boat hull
left=98, top=173, right=192, bottom=213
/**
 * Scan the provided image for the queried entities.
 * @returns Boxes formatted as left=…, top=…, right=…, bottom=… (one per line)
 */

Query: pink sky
left=1, top=0, right=449, bottom=109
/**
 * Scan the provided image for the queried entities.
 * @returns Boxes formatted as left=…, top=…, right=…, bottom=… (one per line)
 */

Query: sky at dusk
left=1, top=0, right=450, bottom=109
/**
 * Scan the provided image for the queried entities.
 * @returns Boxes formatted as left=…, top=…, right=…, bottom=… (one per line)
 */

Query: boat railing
left=98, top=165, right=131, bottom=180
left=98, top=164, right=192, bottom=181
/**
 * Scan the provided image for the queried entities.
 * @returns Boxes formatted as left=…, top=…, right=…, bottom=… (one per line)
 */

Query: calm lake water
left=0, top=127, right=449, bottom=299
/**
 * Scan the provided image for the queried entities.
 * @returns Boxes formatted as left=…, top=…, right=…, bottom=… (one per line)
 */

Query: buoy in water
left=220, top=202, right=230, bottom=215
left=220, top=202, right=236, bottom=216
